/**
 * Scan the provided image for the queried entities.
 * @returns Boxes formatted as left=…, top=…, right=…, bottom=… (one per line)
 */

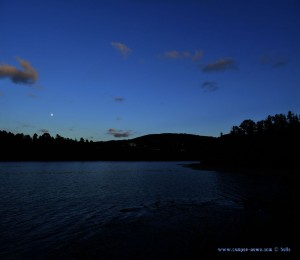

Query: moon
left=50, top=113, right=54, bottom=117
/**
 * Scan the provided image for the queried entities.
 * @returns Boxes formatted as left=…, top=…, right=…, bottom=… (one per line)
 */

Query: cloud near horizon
left=21, top=124, right=33, bottom=128
left=107, top=128, right=132, bottom=138
left=202, top=81, right=219, bottom=92
left=38, top=129, right=49, bottom=134
left=202, top=58, right=237, bottom=72
left=111, top=42, right=132, bottom=58
left=0, top=58, right=38, bottom=84
left=163, top=50, right=203, bottom=61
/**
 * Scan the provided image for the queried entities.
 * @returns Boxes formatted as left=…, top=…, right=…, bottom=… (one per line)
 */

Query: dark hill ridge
left=93, top=133, right=216, bottom=161
left=1, top=111, right=299, bottom=166
left=0, top=131, right=215, bottom=161
left=132, top=133, right=214, bottom=145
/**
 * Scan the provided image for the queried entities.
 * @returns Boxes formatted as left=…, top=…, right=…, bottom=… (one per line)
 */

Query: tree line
left=0, top=131, right=92, bottom=146
left=0, top=130, right=212, bottom=161
left=0, top=111, right=299, bottom=168
left=206, top=111, right=300, bottom=169
left=230, top=111, right=300, bottom=136
left=0, top=131, right=97, bottom=161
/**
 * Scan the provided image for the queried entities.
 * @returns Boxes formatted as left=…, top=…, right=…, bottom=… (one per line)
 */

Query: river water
left=0, top=161, right=297, bottom=259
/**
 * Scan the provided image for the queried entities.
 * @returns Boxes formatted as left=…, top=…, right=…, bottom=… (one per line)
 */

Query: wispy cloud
left=0, top=58, right=38, bottom=84
left=260, top=55, right=288, bottom=68
left=272, top=60, right=288, bottom=68
left=202, top=58, right=237, bottom=72
left=164, top=50, right=180, bottom=59
left=38, top=129, right=49, bottom=134
left=21, top=124, right=33, bottom=128
left=114, top=96, right=125, bottom=102
left=27, top=92, right=37, bottom=98
left=202, top=81, right=219, bottom=92
left=33, top=84, right=44, bottom=90
left=111, top=42, right=132, bottom=58
left=162, top=50, right=203, bottom=61
left=16, top=123, right=34, bottom=130
left=107, top=128, right=132, bottom=138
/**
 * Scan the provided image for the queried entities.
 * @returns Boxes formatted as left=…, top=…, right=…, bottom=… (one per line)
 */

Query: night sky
left=1, top=0, right=300, bottom=141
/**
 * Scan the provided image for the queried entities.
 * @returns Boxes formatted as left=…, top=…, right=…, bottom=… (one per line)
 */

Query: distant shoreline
left=182, top=162, right=299, bottom=177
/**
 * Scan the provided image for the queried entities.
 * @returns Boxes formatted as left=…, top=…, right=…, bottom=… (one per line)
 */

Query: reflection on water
left=0, top=162, right=297, bottom=259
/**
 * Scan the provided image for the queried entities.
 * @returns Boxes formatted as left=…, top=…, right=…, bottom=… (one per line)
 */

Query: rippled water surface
left=0, top=162, right=297, bottom=259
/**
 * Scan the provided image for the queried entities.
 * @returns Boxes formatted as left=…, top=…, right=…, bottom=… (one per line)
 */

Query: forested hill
left=203, top=111, right=300, bottom=170
left=0, top=111, right=299, bottom=168
left=0, top=132, right=215, bottom=161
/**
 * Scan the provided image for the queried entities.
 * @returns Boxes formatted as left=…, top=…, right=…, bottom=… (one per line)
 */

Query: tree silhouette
left=224, top=111, right=300, bottom=169
left=0, top=111, right=299, bottom=166
left=239, top=119, right=256, bottom=135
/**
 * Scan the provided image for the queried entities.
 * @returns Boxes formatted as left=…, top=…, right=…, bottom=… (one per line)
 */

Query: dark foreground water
left=0, top=162, right=298, bottom=259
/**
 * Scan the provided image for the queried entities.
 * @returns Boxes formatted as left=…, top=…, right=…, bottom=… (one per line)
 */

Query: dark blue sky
left=1, top=0, right=300, bottom=140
